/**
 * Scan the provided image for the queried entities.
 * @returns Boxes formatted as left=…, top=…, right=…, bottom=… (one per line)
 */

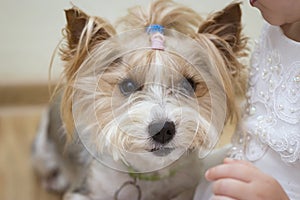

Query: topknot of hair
left=118, top=0, right=202, bottom=36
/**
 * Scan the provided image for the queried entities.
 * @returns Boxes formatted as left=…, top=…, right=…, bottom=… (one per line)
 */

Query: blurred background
left=0, top=0, right=263, bottom=199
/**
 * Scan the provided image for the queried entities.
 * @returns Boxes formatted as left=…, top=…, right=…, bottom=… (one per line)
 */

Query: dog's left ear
left=197, top=3, right=247, bottom=121
left=198, top=3, right=244, bottom=54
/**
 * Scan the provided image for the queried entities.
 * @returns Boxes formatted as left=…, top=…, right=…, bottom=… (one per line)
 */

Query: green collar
left=128, top=168, right=177, bottom=181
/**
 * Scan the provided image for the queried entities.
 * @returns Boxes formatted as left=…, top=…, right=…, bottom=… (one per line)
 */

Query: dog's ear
left=198, top=3, right=244, bottom=54
left=65, top=8, right=89, bottom=49
left=197, top=2, right=247, bottom=90
left=197, top=3, right=248, bottom=121
left=62, top=7, right=115, bottom=72
left=61, top=7, right=115, bottom=137
left=64, top=7, right=114, bottom=49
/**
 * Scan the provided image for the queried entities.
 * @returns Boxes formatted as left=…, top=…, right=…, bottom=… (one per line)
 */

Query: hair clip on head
left=147, top=24, right=165, bottom=50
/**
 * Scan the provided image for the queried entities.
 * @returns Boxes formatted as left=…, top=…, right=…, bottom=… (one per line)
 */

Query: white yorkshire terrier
left=32, top=1, right=247, bottom=199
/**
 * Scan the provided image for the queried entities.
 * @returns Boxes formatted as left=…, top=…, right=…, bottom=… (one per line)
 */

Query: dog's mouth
left=149, top=147, right=174, bottom=157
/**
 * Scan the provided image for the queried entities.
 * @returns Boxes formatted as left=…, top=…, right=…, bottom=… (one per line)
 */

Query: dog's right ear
left=62, top=7, right=116, bottom=75
left=60, top=7, right=115, bottom=137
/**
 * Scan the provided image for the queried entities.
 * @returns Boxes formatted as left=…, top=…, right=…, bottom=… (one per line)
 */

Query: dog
left=31, top=1, right=247, bottom=199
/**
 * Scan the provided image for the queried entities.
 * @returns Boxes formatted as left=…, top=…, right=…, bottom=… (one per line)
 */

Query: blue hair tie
left=146, top=24, right=164, bottom=34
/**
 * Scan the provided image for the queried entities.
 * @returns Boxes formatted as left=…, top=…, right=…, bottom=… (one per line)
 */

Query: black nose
left=148, top=121, right=175, bottom=144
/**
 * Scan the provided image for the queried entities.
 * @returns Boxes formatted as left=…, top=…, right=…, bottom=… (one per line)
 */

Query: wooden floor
left=0, top=106, right=62, bottom=200
left=0, top=103, right=234, bottom=200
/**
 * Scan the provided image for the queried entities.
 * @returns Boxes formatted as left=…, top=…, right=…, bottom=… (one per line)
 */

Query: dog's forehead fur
left=78, top=29, right=217, bottom=87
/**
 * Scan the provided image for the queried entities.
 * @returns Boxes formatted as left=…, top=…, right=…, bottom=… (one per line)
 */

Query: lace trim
left=274, top=61, right=300, bottom=124
left=231, top=24, right=300, bottom=163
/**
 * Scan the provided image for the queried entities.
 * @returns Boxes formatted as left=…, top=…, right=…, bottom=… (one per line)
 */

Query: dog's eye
left=119, top=79, right=140, bottom=96
left=182, top=78, right=197, bottom=94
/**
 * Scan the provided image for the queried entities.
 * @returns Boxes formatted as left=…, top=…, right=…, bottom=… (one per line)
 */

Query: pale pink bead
left=151, top=32, right=165, bottom=50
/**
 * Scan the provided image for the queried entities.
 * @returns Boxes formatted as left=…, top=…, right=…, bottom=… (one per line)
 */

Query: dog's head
left=59, top=0, right=247, bottom=171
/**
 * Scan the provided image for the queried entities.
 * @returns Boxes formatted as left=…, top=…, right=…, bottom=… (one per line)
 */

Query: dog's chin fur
left=32, top=0, right=248, bottom=199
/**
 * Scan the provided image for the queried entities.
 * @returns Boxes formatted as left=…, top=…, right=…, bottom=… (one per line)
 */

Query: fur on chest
left=86, top=153, right=201, bottom=200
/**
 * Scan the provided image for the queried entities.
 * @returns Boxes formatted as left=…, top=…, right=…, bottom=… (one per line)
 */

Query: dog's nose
left=149, top=121, right=175, bottom=144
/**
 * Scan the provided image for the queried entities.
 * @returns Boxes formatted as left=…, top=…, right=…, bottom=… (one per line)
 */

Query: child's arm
left=205, top=158, right=290, bottom=200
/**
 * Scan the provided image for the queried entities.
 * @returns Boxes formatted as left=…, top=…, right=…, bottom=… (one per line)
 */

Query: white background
left=0, top=0, right=263, bottom=85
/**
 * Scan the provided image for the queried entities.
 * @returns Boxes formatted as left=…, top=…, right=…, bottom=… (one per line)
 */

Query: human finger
left=210, top=195, right=237, bottom=200
left=205, top=162, right=256, bottom=182
left=223, top=158, right=256, bottom=169
left=212, top=178, right=249, bottom=199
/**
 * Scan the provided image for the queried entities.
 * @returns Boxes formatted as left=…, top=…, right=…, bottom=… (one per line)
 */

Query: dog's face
left=60, top=1, right=247, bottom=172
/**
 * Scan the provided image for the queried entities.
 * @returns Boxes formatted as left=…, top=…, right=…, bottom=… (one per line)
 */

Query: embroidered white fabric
left=230, top=22, right=300, bottom=164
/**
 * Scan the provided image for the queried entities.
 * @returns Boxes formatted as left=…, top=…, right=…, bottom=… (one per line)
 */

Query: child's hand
left=205, top=158, right=290, bottom=200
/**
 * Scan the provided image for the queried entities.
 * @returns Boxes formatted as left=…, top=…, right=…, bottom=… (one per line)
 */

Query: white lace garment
left=230, top=22, right=300, bottom=199
left=194, top=22, right=300, bottom=200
